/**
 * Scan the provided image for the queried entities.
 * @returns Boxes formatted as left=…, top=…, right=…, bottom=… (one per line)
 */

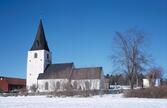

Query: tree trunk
left=129, top=79, right=134, bottom=90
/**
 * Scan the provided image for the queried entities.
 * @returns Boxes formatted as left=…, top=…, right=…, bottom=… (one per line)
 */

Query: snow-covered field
left=0, top=94, right=167, bottom=108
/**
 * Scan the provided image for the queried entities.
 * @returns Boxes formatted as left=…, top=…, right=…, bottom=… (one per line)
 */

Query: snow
left=0, top=94, right=167, bottom=108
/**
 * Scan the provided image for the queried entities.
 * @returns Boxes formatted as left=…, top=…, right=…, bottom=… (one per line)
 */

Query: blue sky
left=0, top=0, right=167, bottom=78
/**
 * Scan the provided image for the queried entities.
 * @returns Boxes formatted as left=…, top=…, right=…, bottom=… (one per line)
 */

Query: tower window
left=47, top=54, right=49, bottom=59
left=34, top=53, right=38, bottom=58
left=45, top=82, right=49, bottom=90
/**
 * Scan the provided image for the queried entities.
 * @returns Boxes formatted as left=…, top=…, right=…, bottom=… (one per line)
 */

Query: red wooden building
left=0, top=76, right=26, bottom=92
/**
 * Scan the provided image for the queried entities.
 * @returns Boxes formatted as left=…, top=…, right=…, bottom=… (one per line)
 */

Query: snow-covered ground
left=0, top=94, right=167, bottom=108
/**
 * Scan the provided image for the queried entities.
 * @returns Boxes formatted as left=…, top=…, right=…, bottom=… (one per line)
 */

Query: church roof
left=30, top=20, right=50, bottom=51
left=38, top=63, right=103, bottom=80
left=71, top=67, right=102, bottom=80
left=38, top=63, right=74, bottom=79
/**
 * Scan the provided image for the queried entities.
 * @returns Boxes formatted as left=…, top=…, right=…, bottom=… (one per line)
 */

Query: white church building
left=26, top=20, right=104, bottom=92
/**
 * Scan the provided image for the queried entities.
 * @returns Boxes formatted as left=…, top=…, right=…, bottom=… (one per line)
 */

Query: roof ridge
left=74, top=67, right=102, bottom=70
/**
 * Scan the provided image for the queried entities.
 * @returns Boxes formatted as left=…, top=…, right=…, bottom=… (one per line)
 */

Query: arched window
left=34, top=53, right=38, bottom=58
left=85, top=81, right=91, bottom=90
left=45, top=82, right=49, bottom=90
left=73, top=81, right=77, bottom=90
left=47, top=54, right=49, bottom=59
left=56, top=82, right=60, bottom=90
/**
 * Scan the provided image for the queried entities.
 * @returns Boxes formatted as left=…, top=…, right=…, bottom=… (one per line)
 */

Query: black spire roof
left=30, top=20, right=50, bottom=51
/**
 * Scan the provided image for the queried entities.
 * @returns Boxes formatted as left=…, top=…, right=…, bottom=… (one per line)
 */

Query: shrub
left=30, top=84, right=38, bottom=93
left=124, top=86, right=167, bottom=98
left=19, top=88, right=28, bottom=96
left=48, top=90, right=100, bottom=97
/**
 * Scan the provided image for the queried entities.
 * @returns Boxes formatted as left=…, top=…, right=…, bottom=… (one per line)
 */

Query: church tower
left=26, top=20, right=52, bottom=90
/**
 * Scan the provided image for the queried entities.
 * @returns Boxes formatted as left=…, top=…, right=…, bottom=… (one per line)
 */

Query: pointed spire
left=30, top=19, right=50, bottom=51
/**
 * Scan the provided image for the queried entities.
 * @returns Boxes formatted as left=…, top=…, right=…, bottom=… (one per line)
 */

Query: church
left=26, top=20, right=105, bottom=92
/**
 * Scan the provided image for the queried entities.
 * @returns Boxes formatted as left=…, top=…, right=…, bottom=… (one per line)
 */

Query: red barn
left=0, top=76, right=26, bottom=92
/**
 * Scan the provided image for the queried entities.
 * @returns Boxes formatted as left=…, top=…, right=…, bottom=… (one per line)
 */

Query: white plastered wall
left=71, top=79, right=100, bottom=90
left=37, top=79, right=68, bottom=92
left=37, top=79, right=101, bottom=92
left=26, top=50, right=51, bottom=90
left=143, top=79, right=150, bottom=88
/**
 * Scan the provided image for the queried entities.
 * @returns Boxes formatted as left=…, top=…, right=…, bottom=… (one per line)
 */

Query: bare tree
left=147, top=67, right=163, bottom=86
left=85, top=81, right=91, bottom=96
left=112, top=28, right=150, bottom=89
